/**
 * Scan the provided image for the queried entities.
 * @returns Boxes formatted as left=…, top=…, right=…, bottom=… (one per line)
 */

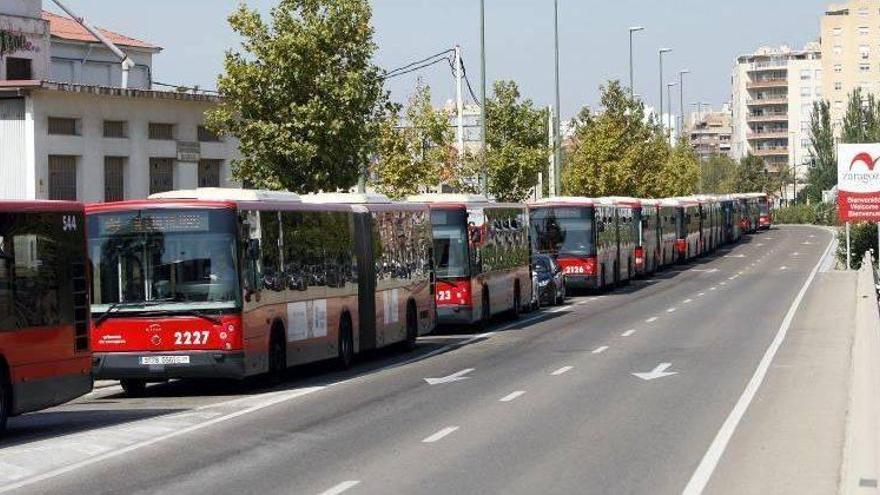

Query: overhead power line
left=383, top=48, right=454, bottom=79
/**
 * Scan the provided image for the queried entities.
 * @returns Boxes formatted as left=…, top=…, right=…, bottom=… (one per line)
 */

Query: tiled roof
left=42, top=11, right=161, bottom=51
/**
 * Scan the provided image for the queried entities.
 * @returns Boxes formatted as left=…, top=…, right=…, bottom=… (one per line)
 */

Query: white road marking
left=551, top=366, right=573, bottom=376
left=683, top=299, right=693, bottom=304
left=500, top=391, right=526, bottom=402
left=622, top=329, right=636, bottom=337
left=632, top=363, right=678, bottom=381
left=697, top=292, right=706, bottom=297
left=728, top=275, right=738, bottom=281
left=719, top=282, right=727, bottom=286
left=682, top=234, right=834, bottom=495
left=710, top=287, right=717, bottom=291
left=547, top=305, right=570, bottom=314
left=802, top=241, right=812, bottom=245
left=592, top=346, right=609, bottom=354
left=423, top=427, right=460, bottom=443
left=319, top=481, right=361, bottom=495
left=780, top=266, right=788, bottom=271
left=724, top=254, right=746, bottom=258
left=765, top=237, right=774, bottom=240
left=424, top=368, right=474, bottom=386
left=646, top=317, right=659, bottom=323
left=667, top=307, right=677, bottom=313
left=792, top=252, right=800, bottom=257
left=756, top=243, right=764, bottom=247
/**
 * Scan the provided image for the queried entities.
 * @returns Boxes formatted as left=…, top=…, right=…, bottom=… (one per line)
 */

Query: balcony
left=747, top=130, right=789, bottom=140
left=753, top=146, right=789, bottom=157
left=746, top=78, right=788, bottom=89
left=747, top=112, right=788, bottom=123
left=746, top=97, right=788, bottom=107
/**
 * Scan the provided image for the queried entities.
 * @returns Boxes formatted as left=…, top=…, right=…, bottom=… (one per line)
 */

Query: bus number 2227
left=174, top=331, right=210, bottom=346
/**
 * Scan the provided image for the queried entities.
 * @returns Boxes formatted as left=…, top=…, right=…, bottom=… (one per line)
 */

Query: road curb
left=840, top=252, right=880, bottom=494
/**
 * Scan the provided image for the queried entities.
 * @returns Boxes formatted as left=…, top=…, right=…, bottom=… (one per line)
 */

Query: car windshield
left=88, top=208, right=241, bottom=313
left=431, top=209, right=469, bottom=278
left=531, top=207, right=595, bottom=256
left=534, top=256, right=551, bottom=273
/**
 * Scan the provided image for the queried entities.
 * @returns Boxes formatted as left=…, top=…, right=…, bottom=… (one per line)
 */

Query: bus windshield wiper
left=93, top=301, right=148, bottom=327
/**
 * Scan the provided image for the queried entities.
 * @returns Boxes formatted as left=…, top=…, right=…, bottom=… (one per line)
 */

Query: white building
left=0, top=0, right=240, bottom=202
left=730, top=43, right=822, bottom=180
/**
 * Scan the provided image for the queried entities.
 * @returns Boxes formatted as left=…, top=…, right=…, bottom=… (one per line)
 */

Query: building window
left=5, top=57, right=32, bottom=80
left=834, top=27, right=843, bottom=36
left=104, top=157, right=126, bottom=202
left=801, top=121, right=810, bottom=132
left=149, top=158, right=174, bottom=194
left=861, top=63, right=871, bottom=73
left=198, top=159, right=222, bottom=187
left=103, top=120, right=127, bottom=138
left=861, top=45, right=871, bottom=60
left=860, top=26, right=870, bottom=36
left=197, top=125, right=221, bottom=143
left=816, top=87, right=823, bottom=98
left=800, top=69, right=811, bottom=80
left=835, top=81, right=843, bottom=91
left=816, top=69, right=822, bottom=80
left=800, top=87, right=811, bottom=97
left=48, top=117, right=79, bottom=136
left=834, top=64, right=843, bottom=73
left=833, top=45, right=843, bottom=55
left=48, top=155, right=77, bottom=200
left=859, top=7, right=870, bottom=16
left=148, top=123, right=175, bottom=140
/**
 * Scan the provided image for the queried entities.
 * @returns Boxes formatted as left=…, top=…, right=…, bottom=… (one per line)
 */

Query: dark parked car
left=533, top=254, right=565, bottom=307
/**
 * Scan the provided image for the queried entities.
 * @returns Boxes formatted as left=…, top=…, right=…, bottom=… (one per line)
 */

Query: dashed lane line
left=551, top=366, right=573, bottom=376
left=646, top=317, right=659, bottom=323
left=592, top=346, right=609, bottom=354
left=319, top=481, right=361, bottom=495
left=500, top=391, right=526, bottom=403
left=622, top=329, right=636, bottom=337
left=422, top=427, right=460, bottom=443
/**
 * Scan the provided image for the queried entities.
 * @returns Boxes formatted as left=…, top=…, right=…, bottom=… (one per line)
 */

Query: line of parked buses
left=0, top=189, right=771, bottom=433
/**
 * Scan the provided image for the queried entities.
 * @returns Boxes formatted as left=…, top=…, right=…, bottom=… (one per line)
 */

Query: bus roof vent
left=300, top=192, right=392, bottom=204
left=149, top=188, right=302, bottom=203
left=407, top=193, right=492, bottom=204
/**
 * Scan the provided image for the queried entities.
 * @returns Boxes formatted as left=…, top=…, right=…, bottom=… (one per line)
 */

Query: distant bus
left=411, top=194, right=531, bottom=325
left=657, top=199, right=681, bottom=268
left=754, top=193, right=772, bottom=230
left=720, top=197, right=743, bottom=244
left=88, top=189, right=434, bottom=396
left=0, top=201, right=92, bottom=433
left=674, top=198, right=702, bottom=262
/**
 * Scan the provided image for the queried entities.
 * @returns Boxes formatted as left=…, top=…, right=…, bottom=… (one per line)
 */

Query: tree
left=451, top=80, right=548, bottom=201
left=802, top=100, right=836, bottom=203
left=657, top=139, right=700, bottom=196
left=372, top=82, right=454, bottom=198
left=207, top=0, right=389, bottom=192
left=842, top=88, right=880, bottom=144
left=564, top=81, right=669, bottom=197
left=727, top=154, right=782, bottom=194
left=699, top=154, right=738, bottom=194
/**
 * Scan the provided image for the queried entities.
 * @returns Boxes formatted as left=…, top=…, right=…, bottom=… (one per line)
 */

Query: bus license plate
left=140, top=356, right=190, bottom=366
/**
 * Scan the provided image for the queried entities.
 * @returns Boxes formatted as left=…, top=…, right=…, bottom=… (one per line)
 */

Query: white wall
left=25, top=89, right=240, bottom=202
left=787, top=58, right=822, bottom=179
left=49, top=41, right=154, bottom=89
left=1, top=0, right=42, bottom=19
left=0, top=11, right=50, bottom=80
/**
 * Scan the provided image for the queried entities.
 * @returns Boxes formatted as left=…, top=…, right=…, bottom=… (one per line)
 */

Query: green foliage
left=372, top=83, right=455, bottom=198
left=837, top=222, right=877, bottom=270
left=802, top=100, right=837, bottom=203
left=207, top=0, right=388, bottom=192
left=773, top=203, right=838, bottom=226
left=842, top=88, right=880, bottom=144
left=698, top=154, right=737, bottom=194
left=726, top=154, right=783, bottom=194
left=563, top=80, right=691, bottom=198
left=453, top=80, right=548, bottom=202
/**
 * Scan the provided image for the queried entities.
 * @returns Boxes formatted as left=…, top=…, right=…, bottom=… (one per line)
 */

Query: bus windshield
left=758, top=198, right=770, bottom=215
left=88, top=208, right=240, bottom=314
left=531, top=207, right=595, bottom=256
left=431, top=209, right=469, bottom=278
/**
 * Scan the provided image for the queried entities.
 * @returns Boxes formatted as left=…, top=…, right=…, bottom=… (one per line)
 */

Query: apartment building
left=0, top=0, right=240, bottom=202
left=687, top=104, right=733, bottom=160
left=821, top=0, right=880, bottom=129
left=731, top=44, right=822, bottom=178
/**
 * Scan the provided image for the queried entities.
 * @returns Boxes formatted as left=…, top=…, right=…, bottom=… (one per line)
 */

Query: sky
left=47, top=0, right=830, bottom=119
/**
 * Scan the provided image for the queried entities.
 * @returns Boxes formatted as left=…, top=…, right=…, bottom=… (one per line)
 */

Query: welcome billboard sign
left=838, top=143, right=880, bottom=222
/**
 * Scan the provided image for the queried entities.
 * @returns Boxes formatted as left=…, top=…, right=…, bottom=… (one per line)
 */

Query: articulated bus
left=87, top=189, right=434, bottom=396
left=674, top=198, right=703, bottom=262
left=409, top=194, right=531, bottom=325
left=529, top=197, right=637, bottom=290
left=657, top=199, right=680, bottom=268
left=0, top=201, right=92, bottom=433
left=720, top=196, right=743, bottom=244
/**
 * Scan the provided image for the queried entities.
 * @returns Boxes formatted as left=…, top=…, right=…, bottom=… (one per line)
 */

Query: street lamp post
left=678, top=69, right=690, bottom=140
left=628, top=26, right=644, bottom=98
left=658, top=48, right=672, bottom=127
left=553, top=0, right=562, bottom=196
left=480, top=0, right=487, bottom=195
left=666, top=82, right=677, bottom=142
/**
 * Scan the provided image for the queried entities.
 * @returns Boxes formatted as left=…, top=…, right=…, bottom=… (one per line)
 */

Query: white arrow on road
left=632, top=363, right=678, bottom=381
left=425, top=368, right=474, bottom=385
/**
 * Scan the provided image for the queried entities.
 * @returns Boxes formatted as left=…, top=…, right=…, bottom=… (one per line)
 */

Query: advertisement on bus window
left=838, top=143, right=880, bottom=222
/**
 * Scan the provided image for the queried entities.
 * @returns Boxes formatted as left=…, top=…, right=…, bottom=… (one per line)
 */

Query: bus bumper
left=564, top=275, right=600, bottom=290
left=92, top=351, right=247, bottom=381
left=436, top=305, right=477, bottom=325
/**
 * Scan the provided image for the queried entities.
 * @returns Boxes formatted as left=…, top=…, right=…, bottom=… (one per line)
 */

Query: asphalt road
left=0, top=226, right=836, bottom=495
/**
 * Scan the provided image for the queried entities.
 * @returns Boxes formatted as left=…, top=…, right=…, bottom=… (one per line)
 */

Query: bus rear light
left=436, top=279, right=472, bottom=306
left=634, top=247, right=645, bottom=268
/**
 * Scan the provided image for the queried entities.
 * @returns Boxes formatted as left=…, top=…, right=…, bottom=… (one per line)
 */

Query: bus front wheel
left=120, top=379, right=147, bottom=398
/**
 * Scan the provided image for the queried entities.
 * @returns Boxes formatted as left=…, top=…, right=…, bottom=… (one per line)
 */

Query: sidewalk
left=707, top=270, right=857, bottom=495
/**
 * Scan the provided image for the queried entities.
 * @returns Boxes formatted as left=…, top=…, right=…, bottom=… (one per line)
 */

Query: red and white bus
left=410, top=194, right=532, bottom=325
left=0, top=201, right=92, bottom=433
left=656, top=199, right=680, bottom=269
left=751, top=193, right=772, bottom=230
left=87, top=189, right=434, bottom=396
left=673, top=198, right=702, bottom=262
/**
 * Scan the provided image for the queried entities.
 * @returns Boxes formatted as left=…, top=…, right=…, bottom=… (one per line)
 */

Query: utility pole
left=455, top=45, right=465, bottom=159
left=547, top=105, right=555, bottom=200
left=658, top=48, right=672, bottom=129
left=678, top=69, right=690, bottom=141
left=667, top=82, right=677, bottom=143
left=553, top=0, right=562, bottom=196
left=480, top=0, right=488, bottom=196
left=628, top=26, right=645, bottom=98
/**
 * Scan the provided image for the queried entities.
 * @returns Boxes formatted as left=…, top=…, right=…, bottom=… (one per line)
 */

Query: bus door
left=354, top=211, right=377, bottom=352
